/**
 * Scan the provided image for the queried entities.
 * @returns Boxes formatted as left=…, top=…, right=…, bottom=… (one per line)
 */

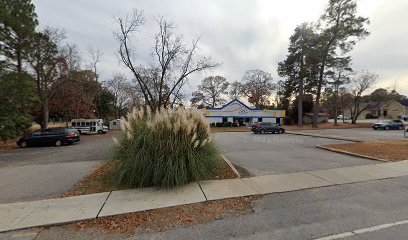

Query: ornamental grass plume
left=112, top=106, right=222, bottom=188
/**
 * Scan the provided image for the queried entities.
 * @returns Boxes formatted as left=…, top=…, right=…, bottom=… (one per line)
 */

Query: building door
left=276, top=118, right=281, bottom=124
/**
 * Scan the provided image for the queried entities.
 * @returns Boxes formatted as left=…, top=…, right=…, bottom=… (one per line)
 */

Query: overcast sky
left=33, top=0, right=408, bottom=97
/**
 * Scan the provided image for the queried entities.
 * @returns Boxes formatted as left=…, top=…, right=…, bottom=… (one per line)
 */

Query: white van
left=70, top=119, right=108, bottom=134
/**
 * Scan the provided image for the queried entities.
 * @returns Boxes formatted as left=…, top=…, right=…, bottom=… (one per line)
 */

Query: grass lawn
left=322, top=140, right=408, bottom=162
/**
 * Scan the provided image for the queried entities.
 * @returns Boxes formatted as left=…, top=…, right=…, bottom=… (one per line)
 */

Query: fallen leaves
left=323, top=140, right=408, bottom=161
left=66, top=195, right=260, bottom=235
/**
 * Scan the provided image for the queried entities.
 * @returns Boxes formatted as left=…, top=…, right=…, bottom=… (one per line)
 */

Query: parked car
left=372, top=120, right=405, bottom=130
left=251, top=122, right=285, bottom=134
left=17, top=128, right=80, bottom=148
left=337, top=115, right=352, bottom=120
left=401, top=115, right=408, bottom=121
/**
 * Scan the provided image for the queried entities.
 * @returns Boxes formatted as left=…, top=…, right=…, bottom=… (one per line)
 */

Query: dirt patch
left=322, top=140, right=408, bottom=162
left=284, top=122, right=371, bottom=131
left=0, top=140, right=17, bottom=150
left=65, top=195, right=260, bottom=235
left=60, top=158, right=239, bottom=198
left=211, top=127, right=250, bottom=133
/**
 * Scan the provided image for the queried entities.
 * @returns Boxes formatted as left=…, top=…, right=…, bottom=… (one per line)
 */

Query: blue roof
left=206, top=98, right=260, bottom=111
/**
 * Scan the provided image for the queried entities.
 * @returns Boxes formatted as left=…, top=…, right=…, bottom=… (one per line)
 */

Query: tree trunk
left=312, top=60, right=326, bottom=128
left=333, top=83, right=339, bottom=126
left=42, top=98, right=49, bottom=129
left=298, top=54, right=305, bottom=127
left=298, top=78, right=304, bottom=127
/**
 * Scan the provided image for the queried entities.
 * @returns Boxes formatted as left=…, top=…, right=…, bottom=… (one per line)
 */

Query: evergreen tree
left=0, top=0, right=38, bottom=73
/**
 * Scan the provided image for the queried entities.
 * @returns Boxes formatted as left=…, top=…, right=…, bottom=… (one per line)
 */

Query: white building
left=199, top=99, right=285, bottom=126
left=109, top=119, right=122, bottom=130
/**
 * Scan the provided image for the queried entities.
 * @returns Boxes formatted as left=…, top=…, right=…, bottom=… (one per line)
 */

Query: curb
left=316, top=145, right=389, bottom=162
left=286, top=131, right=364, bottom=142
left=221, top=154, right=241, bottom=178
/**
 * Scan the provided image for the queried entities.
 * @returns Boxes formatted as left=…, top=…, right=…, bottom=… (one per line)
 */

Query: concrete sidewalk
left=2, top=160, right=408, bottom=233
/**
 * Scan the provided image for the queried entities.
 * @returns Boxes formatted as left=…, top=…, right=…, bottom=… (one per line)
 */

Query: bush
left=215, top=122, right=223, bottom=127
left=223, top=122, right=232, bottom=127
left=232, top=122, right=238, bottom=127
left=209, top=122, right=216, bottom=127
left=112, top=107, right=222, bottom=188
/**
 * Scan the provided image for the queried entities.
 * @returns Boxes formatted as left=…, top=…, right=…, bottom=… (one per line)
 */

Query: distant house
left=345, top=100, right=408, bottom=120
left=199, top=99, right=285, bottom=126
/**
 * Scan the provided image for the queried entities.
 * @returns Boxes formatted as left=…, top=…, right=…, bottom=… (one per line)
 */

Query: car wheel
left=278, top=129, right=284, bottom=134
left=20, top=141, right=27, bottom=148
left=98, top=130, right=103, bottom=134
left=385, top=126, right=390, bottom=130
left=55, top=140, right=63, bottom=147
left=260, top=129, right=265, bottom=134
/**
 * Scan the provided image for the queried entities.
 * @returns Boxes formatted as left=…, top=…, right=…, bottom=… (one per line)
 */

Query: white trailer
left=70, top=119, right=108, bottom=134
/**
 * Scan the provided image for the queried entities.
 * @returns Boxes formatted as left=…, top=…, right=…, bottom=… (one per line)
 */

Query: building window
left=222, top=117, right=228, bottom=123
left=113, top=122, right=117, bottom=126
left=258, top=118, right=263, bottom=122
left=245, top=118, right=250, bottom=123
left=383, top=110, right=388, bottom=117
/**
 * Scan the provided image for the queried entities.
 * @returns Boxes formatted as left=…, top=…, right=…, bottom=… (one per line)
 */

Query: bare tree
left=229, top=81, right=243, bottom=99
left=114, top=9, right=219, bottom=111
left=191, top=76, right=229, bottom=108
left=348, top=70, right=378, bottom=124
left=86, top=47, right=103, bottom=81
left=63, top=43, right=81, bottom=74
left=28, top=27, right=65, bottom=129
left=241, top=69, right=275, bottom=108
left=106, top=72, right=131, bottom=118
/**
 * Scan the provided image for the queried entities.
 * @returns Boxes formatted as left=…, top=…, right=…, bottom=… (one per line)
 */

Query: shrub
left=232, top=122, right=238, bottom=127
left=215, top=122, right=223, bottom=127
left=223, top=122, right=232, bottom=127
left=112, top=107, right=222, bottom=188
left=210, top=122, right=216, bottom=127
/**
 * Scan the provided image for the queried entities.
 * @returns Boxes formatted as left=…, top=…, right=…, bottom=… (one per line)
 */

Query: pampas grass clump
left=112, top=106, right=222, bottom=188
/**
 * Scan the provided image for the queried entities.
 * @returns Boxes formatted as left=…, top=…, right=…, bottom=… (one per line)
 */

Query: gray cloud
left=33, top=0, right=408, bottom=96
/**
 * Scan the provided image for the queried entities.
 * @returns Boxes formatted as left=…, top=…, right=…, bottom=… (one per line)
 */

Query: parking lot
left=0, top=132, right=118, bottom=204
left=292, top=128, right=407, bottom=141
left=215, top=129, right=390, bottom=176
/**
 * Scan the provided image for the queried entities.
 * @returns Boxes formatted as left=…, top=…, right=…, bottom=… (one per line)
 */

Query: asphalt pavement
left=214, top=132, right=377, bottom=176
left=0, top=131, right=118, bottom=204
left=134, top=176, right=408, bottom=240
left=291, top=128, right=406, bottom=141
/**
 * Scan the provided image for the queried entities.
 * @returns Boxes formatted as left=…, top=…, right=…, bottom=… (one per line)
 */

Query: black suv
left=251, top=122, right=285, bottom=134
left=17, top=128, right=80, bottom=148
